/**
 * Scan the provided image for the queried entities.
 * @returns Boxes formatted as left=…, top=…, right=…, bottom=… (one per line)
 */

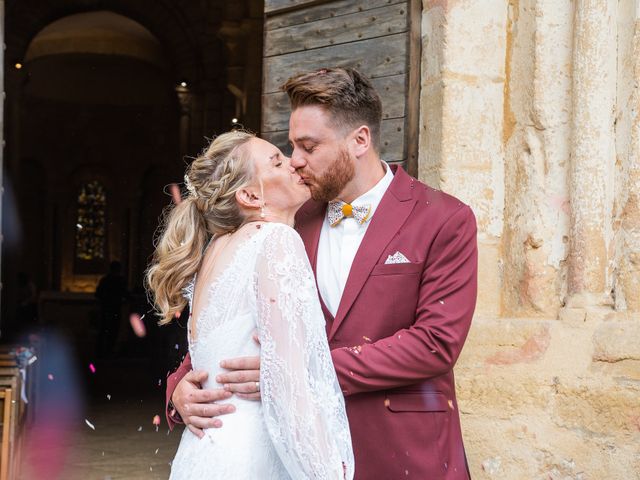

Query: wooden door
left=262, top=0, right=421, bottom=175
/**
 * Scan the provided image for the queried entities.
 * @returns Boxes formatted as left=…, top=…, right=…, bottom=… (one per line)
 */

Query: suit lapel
left=329, top=166, right=417, bottom=339
left=295, top=200, right=326, bottom=277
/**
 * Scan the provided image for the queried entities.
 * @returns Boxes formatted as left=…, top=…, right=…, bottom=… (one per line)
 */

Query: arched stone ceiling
left=25, top=11, right=167, bottom=68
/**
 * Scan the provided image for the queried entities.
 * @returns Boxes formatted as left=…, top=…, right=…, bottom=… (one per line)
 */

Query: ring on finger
left=255, top=381, right=260, bottom=392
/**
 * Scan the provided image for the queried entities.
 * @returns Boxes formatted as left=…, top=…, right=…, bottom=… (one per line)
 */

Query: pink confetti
left=89, top=363, right=96, bottom=374
left=129, top=313, right=147, bottom=338
left=152, top=415, right=161, bottom=426
left=174, top=310, right=181, bottom=319
left=47, top=374, right=54, bottom=381
left=169, top=183, right=182, bottom=204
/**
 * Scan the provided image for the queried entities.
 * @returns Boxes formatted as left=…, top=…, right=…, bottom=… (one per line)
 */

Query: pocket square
left=385, top=251, right=410, bottom=264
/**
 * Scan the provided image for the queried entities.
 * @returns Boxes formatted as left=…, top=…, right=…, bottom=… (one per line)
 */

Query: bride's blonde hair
left=146, top=130, right=255, bottom=325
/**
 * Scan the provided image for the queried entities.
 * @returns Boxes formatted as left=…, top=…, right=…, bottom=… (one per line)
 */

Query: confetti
left=175, top=311, right=181, bottom=319
left=439, top=300, right=445, bottom=305
left=346, top=345, right=362, bottom=355
left=448, top=399, right=455, bottom=410
left=106, top=394, right=111, bottom=400
left=158, top=379, right=162, bottom=386
left=129, top=313, right=147, bottom=338
left=85, top=419, right=96, bottom=430
left=169, top=183, right=182, bottom=204
left=174, top=344, right=180, bottom=350
left=138, top=426, right=143, bottom=432
left=89, top=363, right=96, bottom=374
left=28, top=355, right=38, bottom=365
left=155, top=448, right=160, bottom=455
left=362, top=336, right=372, bottom=342
left=47, top=374, right=54, bottom=381
left=153, top=415, right=161, bottom=426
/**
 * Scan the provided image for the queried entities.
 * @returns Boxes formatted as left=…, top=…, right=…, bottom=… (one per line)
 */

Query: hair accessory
left=184, top=174, right=197, bottom=198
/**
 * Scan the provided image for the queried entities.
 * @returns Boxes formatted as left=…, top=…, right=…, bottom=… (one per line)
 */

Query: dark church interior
left=1, top=1, right=264, bottom=477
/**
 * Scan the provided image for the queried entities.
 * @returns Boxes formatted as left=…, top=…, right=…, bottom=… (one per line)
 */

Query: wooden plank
left=404, top=0, right=421, bottom=178
left=265, top=0, right=331, bottom=15
left=262, top=74, right=407, bottom=133
left=262, top=117, right=405, bottom=163
left=380, top=117, right=405, bottom=162
left=263, top=33, right=407, bottom=93
left=266, top=0, right=406, bottom=31
left=0, top=388, right=11, bottom=480
left=265, top=5, right=408, bottom=57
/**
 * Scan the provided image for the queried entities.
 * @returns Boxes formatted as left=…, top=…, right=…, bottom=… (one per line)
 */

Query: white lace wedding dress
left=169, top=222, right=354, bottom=480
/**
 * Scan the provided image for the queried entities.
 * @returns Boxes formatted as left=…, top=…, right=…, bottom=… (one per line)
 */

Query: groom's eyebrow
left=292, top=135, right=319, bottom=143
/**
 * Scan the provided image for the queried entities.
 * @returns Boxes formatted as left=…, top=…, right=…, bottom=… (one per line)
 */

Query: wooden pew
left=0, top=388, right=12, bottom=480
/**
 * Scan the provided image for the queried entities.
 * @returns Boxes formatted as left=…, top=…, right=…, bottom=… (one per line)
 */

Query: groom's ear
left=350, top=125, right=371, bottom=158
left=236, top=187, right=261, bottom=210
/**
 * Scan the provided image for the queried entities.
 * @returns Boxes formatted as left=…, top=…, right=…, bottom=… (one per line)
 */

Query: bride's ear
left=236, top=187, right=261, bottom=211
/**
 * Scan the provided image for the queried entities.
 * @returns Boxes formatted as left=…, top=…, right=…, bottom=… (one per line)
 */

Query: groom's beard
left=306, top=148, right=355, bottom=203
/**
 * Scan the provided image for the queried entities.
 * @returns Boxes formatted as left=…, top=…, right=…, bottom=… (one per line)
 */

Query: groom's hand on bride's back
left=217, top=355, right=261, bottom=400
left=216, top=331, right=262, bottom=400
left=172, top=370, right=236, bottom=438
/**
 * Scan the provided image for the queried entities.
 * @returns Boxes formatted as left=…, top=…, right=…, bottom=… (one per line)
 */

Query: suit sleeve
left=331, top=205, right=477, bottom=396
left=165, top=352, right=192, bottom=429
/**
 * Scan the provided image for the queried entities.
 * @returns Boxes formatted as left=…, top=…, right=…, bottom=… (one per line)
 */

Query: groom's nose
left=290, top=149, right=306, bottom=169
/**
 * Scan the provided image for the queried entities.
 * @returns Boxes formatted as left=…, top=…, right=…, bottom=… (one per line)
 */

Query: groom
left=166, top=68, right=477, bottom=479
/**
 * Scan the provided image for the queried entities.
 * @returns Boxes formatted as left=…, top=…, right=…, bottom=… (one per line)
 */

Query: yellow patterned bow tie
left=328, top=200, right=372, bottom=227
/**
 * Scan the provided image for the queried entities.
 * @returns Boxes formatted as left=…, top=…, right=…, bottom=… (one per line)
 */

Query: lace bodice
left=172, top=222, right=354, bottom=480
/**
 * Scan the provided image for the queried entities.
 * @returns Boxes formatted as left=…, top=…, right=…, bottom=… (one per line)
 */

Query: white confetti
left=138, top=426, right=143, bottom=432
left=155, top=448, right=160, bottom=455
left=106, top=394, right=111, bottom=400
left=85, top=419, right=96, bottom=430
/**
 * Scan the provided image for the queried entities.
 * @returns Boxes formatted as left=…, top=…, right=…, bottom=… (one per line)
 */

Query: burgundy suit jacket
left=166, top=166, right=477, bottom=480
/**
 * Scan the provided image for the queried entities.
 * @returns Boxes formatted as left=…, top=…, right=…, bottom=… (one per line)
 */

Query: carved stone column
left=567, top=0, right=617, bottom=307
left=618, top=13, right=640, bottom=312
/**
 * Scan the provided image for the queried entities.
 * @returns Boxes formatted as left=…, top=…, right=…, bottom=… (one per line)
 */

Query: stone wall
left=420, top=0, right=640, bottom=478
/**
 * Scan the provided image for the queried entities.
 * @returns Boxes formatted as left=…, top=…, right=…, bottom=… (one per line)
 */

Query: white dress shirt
left=317, top=162, right=394, bottom=317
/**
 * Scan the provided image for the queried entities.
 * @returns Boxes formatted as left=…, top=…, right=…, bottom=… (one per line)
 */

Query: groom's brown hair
left=281, top=67, right=383, bottom=151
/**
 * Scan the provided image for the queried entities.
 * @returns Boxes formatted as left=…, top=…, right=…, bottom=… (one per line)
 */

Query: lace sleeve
left=255, top=224, right=354, bottom=480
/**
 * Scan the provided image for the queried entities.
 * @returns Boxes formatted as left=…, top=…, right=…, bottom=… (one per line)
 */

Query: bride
left=146, top=130, right=354, bottom=479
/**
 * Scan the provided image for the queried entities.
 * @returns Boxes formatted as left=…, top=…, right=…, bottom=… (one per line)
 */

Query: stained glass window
left=75, top=180, right=107, bottom=261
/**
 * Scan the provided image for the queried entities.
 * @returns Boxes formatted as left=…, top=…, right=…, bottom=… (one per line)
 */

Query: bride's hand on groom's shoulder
left=173, top=369, right=236, bottom=439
